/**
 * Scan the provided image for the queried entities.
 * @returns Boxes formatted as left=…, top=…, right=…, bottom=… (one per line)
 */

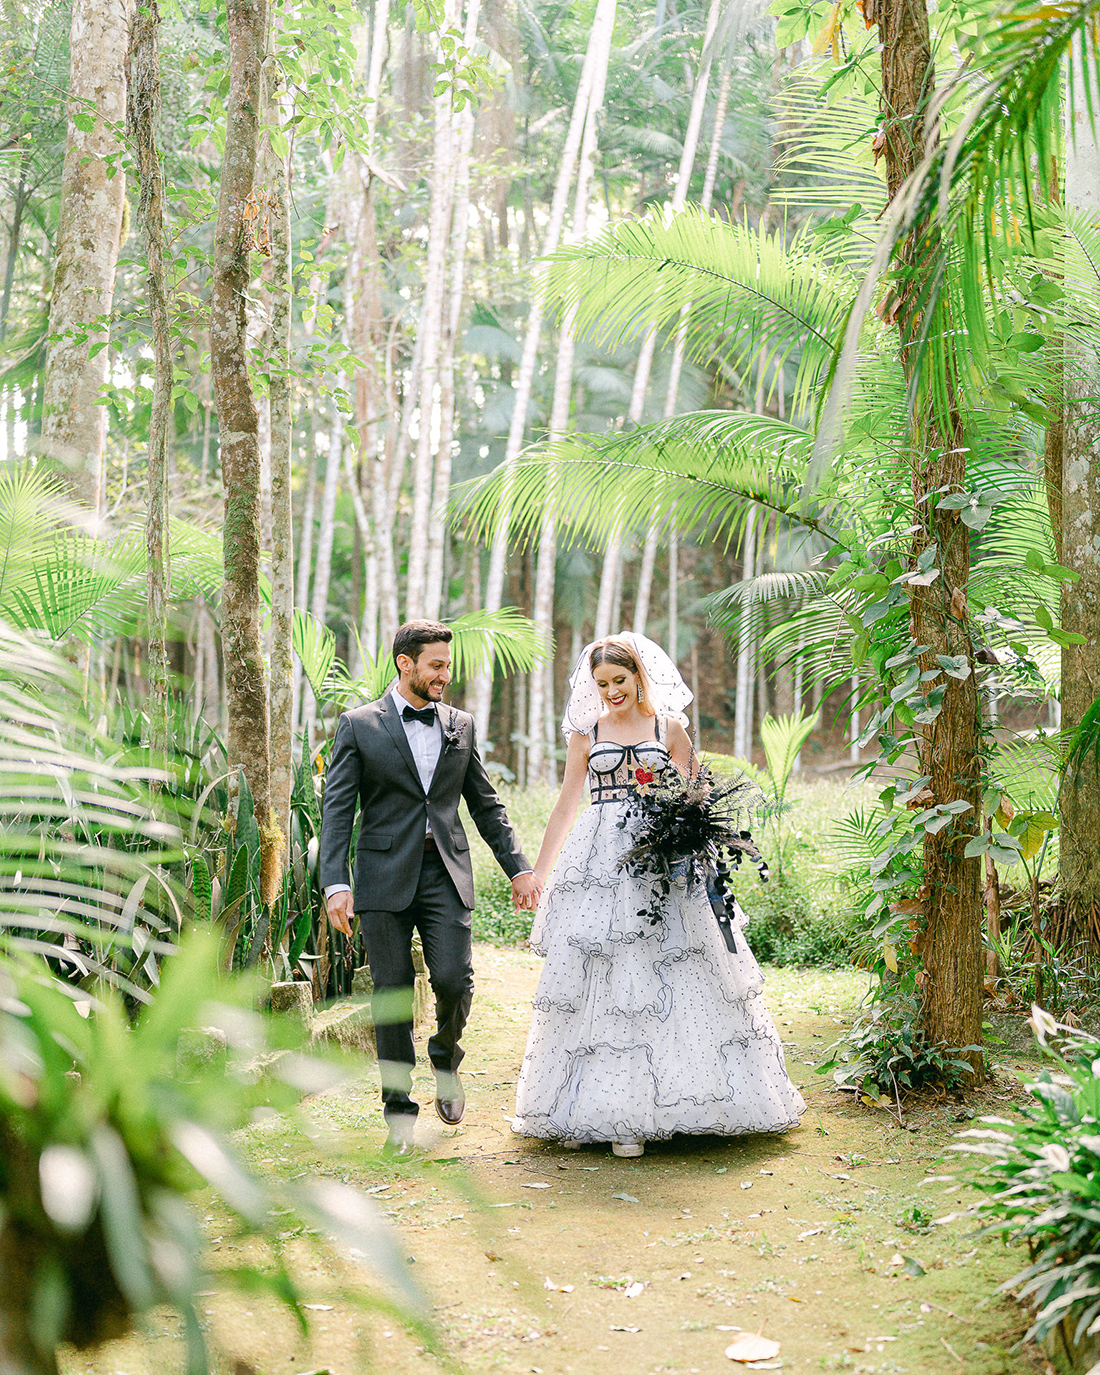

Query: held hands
left=512, top=872, right=543, bottom=912
left=326, top=889, right=355, bottom=938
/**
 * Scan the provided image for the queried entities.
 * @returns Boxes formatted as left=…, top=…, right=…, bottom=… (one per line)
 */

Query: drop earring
left=637, top=682, right=644, bottom=703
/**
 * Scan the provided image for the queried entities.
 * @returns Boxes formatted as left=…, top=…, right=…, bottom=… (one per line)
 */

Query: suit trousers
left=359, top=849, right=473, bottom=1119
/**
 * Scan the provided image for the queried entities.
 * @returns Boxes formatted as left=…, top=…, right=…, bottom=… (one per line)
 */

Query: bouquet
left=616, top=767, right=769, bottom=949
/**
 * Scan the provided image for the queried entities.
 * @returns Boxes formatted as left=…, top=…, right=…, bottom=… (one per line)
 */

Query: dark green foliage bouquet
left=953, top=1007, right=1100, bottom=1348
left=616, top=769, right=768, bottom=930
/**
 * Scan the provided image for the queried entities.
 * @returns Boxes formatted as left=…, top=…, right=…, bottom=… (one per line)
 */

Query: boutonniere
left=442, top=713, right=467, bottom=751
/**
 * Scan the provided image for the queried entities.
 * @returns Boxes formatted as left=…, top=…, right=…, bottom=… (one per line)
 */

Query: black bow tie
left=402, top=704, right=437, bottom=728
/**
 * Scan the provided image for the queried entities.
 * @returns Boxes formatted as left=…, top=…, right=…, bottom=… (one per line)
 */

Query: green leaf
left=1025, top=549, right=1046, bottom=572
left=935, top=654, right=971, bottom=680
left=1050, top=628, right=1088, bottom=647
left=964, top=834, right=991, bottom=858
left=72, top=109, right=96, bottom=134
left=191, top=853, right=212, bottom=925
left=1035, top=604, right=1054, bottom=632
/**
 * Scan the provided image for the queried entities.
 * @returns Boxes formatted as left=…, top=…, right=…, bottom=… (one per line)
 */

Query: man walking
left=320, top=620, right=541, bottom=1156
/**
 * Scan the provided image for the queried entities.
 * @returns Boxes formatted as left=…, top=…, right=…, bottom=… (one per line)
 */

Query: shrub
left=817, top=987, right=980, bottom=1102
left=953, top=1008, right=1100, bottom=1348
left=739, top=870, right=855, bottom=967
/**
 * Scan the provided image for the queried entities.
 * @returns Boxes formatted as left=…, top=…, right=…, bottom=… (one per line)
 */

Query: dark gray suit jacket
left=318, top=693, right=530, bottom=912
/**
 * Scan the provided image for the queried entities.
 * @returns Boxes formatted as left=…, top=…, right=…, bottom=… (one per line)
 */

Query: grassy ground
left=65, top=950, right=1050, bottom=1375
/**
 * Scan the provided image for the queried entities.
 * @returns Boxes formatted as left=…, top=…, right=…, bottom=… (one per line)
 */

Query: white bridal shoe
left=612, top=1139, right=645, bottom=1158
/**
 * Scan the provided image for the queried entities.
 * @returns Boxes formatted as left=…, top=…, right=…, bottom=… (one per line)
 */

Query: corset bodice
left=587, top=717, right=670, bottom=803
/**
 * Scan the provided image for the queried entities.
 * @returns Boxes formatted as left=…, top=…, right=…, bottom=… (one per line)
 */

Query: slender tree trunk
left=597, top=0, right=721, bottom=629
left=1059, top=48, right=1100, bottom=947
left=264, top=39, right=294, bottom=846
left=877, top=0, right=983, bottom=1075
left=734, top=510, right=757, bottom=760
left=311, top=399, right=344, bottom=627
left=212, top=0, right=278, bottom=900
left=469, top=0, right=612, bottom=735
left=527, top=0, right=616, bottom=782
left=425, top=0, right=481, bottom=621
left=405, top=0, right=458, bottom=617
left=127, top=0, right=171, bottom=759
left=635, top=49, right=731, bottom=635
left=41, top=0, right=130, bottom=511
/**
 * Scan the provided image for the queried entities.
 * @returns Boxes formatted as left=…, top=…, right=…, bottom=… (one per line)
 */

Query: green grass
left=466, top=774, right=876, bottom=961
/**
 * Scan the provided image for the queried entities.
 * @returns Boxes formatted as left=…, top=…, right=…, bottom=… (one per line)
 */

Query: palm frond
left=318, top=610, right=550, bottom=712
left=0, top=622, right=182, bottom=1003
left=542, top=210, right=854, bottom=415
left=815, top=0, right=1100, bottom=464
left=455, top=411, right=830, bottom=553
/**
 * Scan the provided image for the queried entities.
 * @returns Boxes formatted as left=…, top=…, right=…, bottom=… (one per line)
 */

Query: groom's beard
left=408, top=669, right=445, bottom=703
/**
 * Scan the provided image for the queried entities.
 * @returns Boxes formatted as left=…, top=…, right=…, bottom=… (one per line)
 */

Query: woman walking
left=513, top=634, right=804, bottom=1157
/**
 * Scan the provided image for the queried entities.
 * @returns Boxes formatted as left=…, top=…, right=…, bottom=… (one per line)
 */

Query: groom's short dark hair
left=393, top=619, right=453, bottom=667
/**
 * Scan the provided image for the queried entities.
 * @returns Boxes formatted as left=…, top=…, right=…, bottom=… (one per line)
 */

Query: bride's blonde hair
left=589, top=637, right=656, bottom=717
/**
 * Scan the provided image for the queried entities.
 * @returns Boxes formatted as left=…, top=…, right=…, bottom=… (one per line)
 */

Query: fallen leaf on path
left=522, top=1181, right=551, bottom=1189
left=578, top=1166, right=600, bottom=1171
left=798, top=1229, right=822, bottom=1240
left=716, top=1325, right=743, bottom=1332
left=302, top=1304, right=334, bottom=1311
left=612, top=1192, right=639, bottom=1202
left=485, top=1252, right=502, bottom=1262
left=740, top=1181, right=753, bottom=1190
left=610, top=1325, right=640, bottom=1333
left=623, top=1281, right=645, bottom=1298
left=725, top=1333, right=780, bottom=1362
left=544, top=1277, right=574, bottom=1293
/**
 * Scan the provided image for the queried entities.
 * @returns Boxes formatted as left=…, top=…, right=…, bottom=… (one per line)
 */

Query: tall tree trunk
left=635, top=51, right=731, bottom=635
left=405, top=0, right=458, bottom=617
left=1059, top=50, right=1100, bottom=948
left=469, top=0, right=612, bottom=736
left=264, top=36, right=294, bottom=846
left=311, top=399, right=344, bottom=627
left=527, top=0, right=616, bottom=783
left=41, top=0, right=130, bottom=511
left=596, top=0, right=721, bottom=633
left=212, top=0, right=278, bottom=901
left=734, top=510, right=757, bottom=760
left=127, top=0, right=171, bottom=759
left=877, top=0, right=983, bottom=1076
left=425, top=0, right=481, bottom=621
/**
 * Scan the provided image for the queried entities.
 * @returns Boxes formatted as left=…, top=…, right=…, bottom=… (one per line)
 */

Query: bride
left=512, top=633, right=805, bottom=1157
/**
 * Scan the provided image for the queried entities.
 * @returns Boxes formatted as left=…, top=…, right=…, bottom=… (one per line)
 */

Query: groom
left=320, top=619, right=542, bottom=1156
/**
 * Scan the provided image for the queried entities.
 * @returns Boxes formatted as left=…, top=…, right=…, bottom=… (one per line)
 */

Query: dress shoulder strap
left=655, top=714, right=666, bottom=743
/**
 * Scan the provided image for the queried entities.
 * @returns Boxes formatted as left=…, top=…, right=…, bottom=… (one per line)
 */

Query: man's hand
left=327, top=889, right=354, bottom=937
left=512, top=872, right=543, bottom=912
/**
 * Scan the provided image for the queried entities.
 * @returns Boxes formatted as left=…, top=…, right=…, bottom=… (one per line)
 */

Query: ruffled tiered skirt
left=513, top=800, right=805, bottom=1143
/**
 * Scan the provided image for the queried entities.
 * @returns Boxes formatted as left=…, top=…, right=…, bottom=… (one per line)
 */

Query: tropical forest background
left=6, top=0, right=1100, bottom=1365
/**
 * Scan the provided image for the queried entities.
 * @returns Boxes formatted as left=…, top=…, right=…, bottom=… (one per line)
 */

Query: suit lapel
left=428, top=703, right=459, bottom=795
left=378, top=693, right=425, bottom=793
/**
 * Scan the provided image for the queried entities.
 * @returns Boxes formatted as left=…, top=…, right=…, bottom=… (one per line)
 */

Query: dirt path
left=70, top=947, right=1048, bottom=1375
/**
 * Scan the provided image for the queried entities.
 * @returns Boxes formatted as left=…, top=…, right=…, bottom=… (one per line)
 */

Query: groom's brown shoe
left=435, top=1072, right=465, bottom=1125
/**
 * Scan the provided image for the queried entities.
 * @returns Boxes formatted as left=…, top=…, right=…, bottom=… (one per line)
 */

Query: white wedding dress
left=513, top=716, right=806, bottom=1144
